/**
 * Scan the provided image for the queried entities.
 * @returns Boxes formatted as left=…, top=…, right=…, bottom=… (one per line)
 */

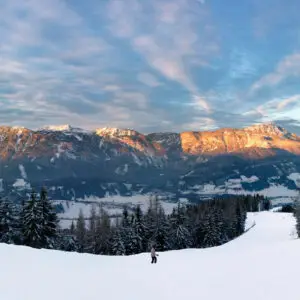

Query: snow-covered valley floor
left=0, top=212, right=299, bottom=300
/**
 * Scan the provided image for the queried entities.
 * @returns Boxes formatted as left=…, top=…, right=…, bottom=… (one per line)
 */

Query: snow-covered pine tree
left=111, top=228, right=126, bottom=255
left=202, top=206, right=224, bottom=248
left=235, top=200, right=246, bottom=236
left=121, top=206, right=130, bottom=228
left=143, top=195, right=170, bottom=251
left=124, top=226, right=136, bottom=255
left=0, top=197, right=22, bottom=244
left=58, top=233, right=79, bottom=252
left=70, top=221, right=75, bottom=234
left=190, top=214, right=205, bottom=248
left=94, top=206, right=111, bottom=254
left=86, top=205, right=97, bottom=253
left=155, top=206, right=170, bottom=251
left=262, top=197, right=271, bottom=211
left=169, top=203, right=192, bottom=250
left=132, top=205, right=146, bottom=253
left=224, top=202, right=238, bottom=240
left=119, top=206, right=136, bottom=255
left=94, top=211, right=102, bottom=254
left=22, top=190, right=44, bottom=248
left=89, top=205, right=96, bottom=233
left=39, top=187, right=58, bottom=248
left=294, top=191, right=300, bottom=238
left=184, top=203, right=203, bottom=248
left=244, top=194, right=259, bottom=212
left=76, top=209, right=86, bottom=252
left=143, top=199, right=156, bottom=249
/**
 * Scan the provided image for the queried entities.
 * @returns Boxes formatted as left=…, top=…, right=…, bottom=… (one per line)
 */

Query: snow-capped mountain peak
left=96, top=127, right=140, bottom=137
left=40, top=125, right=92, bottom=134
left=41, top=125, right=73, bottom=131
left=245, top=122, right=287, bottom=137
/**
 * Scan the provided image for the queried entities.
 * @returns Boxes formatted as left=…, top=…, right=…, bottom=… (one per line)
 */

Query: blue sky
left=0, top=0, right=300, bottom=134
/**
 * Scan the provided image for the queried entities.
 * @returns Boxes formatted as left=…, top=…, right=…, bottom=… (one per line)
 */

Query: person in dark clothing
left=151, top=246, right=158, bottom=263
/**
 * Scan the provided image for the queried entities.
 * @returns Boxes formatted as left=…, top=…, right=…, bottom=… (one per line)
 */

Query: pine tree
left=132, top=205, right=146, bottom=253
left=120, top=206, right=136, bottom=255
left=235, top=201, right=246, bottom=236
left=295, top=208, right=300, bottom=238
left=76, top=209, right=86, bottom=252
left=155, top=206, right=170, bottom=251
left=169, top=203, right=192, bottom=249
left=86, top=205, right=97, bottom=253
left=111, top=228, right=126, bottom=255
left=294, top=192, right=300, bottom=238
left=58, top=233, right=79, bottom=252
left=262, top=197, right=271, bottom=211
left=143, top=195, right=170, bottom=251
left=251, top=195, right=260, bottom=212
left=121, top=206, right=130, bottom=228
left=22, top=190, right=44, bottom=248
left=143, top=200, right=156, bottom=250
left=94, top=206, right=111, bottom=254
left=70, top=221, right=75, bottom=234
left=89, top=205, right=96, bottom=233
left=0, top=197, right=22, bottom=244
left=94, top=212, right=102, bottom=253
left=202, top=207, right=224, bottom=248
left=39, top=187, right=58, bottom=248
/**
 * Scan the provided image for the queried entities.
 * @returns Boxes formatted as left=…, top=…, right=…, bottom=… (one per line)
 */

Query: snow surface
left=40, top=125, right=92, bottom=134
left=18, top=164, right=27, bottom=179
left=56, top=195, right=182, bottom=228
left=187, top=179, right=299, bottom=198
left=42, top=124, right=73, bottom=131
left=78, top=194, right=181, bottom=215
left=12, top=179, right=31, bottom=189
left=0, top=212, right=299, bottom=300
left=288, top=173, right=300, bottom=188
left=56, top=201, right=124, bottom=219
left=115, top=164, right=129, bottom=175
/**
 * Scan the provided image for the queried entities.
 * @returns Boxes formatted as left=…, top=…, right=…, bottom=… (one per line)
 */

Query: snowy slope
left=0, top=212, right=299, bottom=300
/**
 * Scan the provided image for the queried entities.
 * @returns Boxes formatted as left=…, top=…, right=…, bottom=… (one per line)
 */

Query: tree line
left=293, top=191, right=300, bottom=238
left=0, top=190, right=270, bottom=254
left=0, top=188, right=57, bottom=248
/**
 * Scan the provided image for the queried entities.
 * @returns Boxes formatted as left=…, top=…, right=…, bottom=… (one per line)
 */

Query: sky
left=0, top=0, right=300, bottom=134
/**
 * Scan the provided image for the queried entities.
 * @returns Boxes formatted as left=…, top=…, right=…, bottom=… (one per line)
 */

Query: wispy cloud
left=0, top=0, right=116, bottom=128
left=137, top=72, right=161, bottom=87
left=245, top=94, right=300, bottom=124
left=251, top=53, right=300, bottom=91
left=107, top=0, right=219, bottom=112
left=277, top=94, right=300, bottom=110
left=182, top=117, right=216, bottom=131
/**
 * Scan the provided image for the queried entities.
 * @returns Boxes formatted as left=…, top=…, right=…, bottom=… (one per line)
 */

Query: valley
left=0, top=122, right=299, bottom=227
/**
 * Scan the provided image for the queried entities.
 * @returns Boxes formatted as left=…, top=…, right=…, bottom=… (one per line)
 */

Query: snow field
left=0, top=211, right=299, bottom=300
left=56, top=195, right=183, bottom=228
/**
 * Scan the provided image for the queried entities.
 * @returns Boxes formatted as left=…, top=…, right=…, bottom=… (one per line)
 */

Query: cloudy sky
left=0, top=0, right=300, bottom=134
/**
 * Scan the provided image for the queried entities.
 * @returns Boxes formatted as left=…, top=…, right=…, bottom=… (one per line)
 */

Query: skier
left=151, top=245, right=158, bottom=264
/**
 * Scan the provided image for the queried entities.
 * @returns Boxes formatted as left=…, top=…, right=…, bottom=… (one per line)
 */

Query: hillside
left=0, top=211, right=298, bottom=300
left=0, top=123, right=299, bottom=204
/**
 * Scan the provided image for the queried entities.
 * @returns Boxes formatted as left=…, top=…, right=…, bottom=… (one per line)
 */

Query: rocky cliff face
left=0, top=122, right=299, bottom=201
left=179, top=124, right=300, bottom=156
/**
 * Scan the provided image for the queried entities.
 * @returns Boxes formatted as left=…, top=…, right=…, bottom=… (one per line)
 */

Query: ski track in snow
left=0, top=212, right=299, bottom=300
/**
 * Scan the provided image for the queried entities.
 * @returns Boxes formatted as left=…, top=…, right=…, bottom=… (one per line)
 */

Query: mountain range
left=0, top=122, right=299, bottom=203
